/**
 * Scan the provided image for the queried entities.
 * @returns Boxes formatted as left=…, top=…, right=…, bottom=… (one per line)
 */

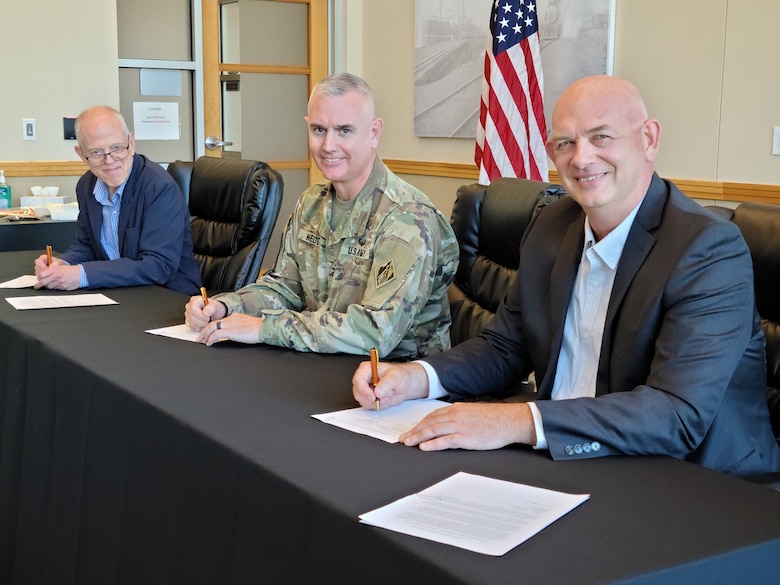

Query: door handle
left=204, top=136, right=234, bottom=150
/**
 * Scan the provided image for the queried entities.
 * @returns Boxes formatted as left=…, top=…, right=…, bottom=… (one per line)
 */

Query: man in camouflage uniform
left=185, top=73, right=458, bottom=358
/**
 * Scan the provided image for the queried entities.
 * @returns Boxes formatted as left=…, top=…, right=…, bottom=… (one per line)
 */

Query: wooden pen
left=200, top=286, right=209, bottom=306
left=370, top=347, right=380, bottom=411
left=46, top=245, right=52, bottom=266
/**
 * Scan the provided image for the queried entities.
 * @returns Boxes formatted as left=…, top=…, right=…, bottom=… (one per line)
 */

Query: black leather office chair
left=168, top=157, right=283, bottom=293
left=707, top=202, right=780, bottom=488
left=728, top=203, right=780, bottom=442
left=448, top=177, right=566, bottom=348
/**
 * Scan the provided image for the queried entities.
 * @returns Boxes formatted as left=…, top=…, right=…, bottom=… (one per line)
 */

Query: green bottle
left=0, top=170, right=12, bottom=209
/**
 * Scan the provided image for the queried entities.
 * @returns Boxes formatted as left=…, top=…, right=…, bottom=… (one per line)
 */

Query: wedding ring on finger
left=216, top=321, right=222, bottom=330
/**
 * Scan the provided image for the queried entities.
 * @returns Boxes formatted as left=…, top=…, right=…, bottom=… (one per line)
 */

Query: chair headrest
left=166, top=160, right=195, bottom=203
left=451, top=177, right=564, bottom=284
left=732, top=202, right=780, bottom=322
left=188, top=157, right=271, bottom=221
left=447, top=177, right=566, bottom=346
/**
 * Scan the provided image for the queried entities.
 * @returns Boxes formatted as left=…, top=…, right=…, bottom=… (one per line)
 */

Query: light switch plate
left=23, top=118, right=36, bottom=141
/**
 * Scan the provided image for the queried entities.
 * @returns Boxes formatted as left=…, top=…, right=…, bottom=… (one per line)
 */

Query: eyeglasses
left=84, top=143, right=131, bottom=165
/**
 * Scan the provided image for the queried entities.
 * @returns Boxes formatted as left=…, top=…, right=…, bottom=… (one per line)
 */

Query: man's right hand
left=185, top=295, right=227, bottom=331
left=34, top=256, right=81, bottom=290
left=352, top=361, right=430, bottom=410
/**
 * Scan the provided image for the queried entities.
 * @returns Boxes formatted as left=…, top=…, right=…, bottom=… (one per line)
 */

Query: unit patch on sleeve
left=375, top=259, right=396, bottom=288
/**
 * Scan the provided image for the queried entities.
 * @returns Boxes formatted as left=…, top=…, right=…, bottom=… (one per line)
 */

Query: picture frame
left=414, top=0, right=616, bottom=139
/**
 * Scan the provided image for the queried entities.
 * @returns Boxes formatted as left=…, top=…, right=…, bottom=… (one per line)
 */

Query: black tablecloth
left=2, top=250, right=780, bottom=585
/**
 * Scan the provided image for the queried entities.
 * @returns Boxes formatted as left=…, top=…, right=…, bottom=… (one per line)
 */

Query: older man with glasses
left=33, top=105, right=201, bottom=294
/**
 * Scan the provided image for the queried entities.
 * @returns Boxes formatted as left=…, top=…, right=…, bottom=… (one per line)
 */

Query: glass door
left=117, top=0, right=203, bottom=163
left=202, top=0, right=329, bottom=267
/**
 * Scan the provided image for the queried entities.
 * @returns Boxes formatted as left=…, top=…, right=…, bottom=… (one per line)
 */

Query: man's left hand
left=399, top=402, right=536, bottom=451
left=196, top=312, right=263, bottom=346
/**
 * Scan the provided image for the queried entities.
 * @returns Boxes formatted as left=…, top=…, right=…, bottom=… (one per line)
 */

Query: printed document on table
left=146, top=323, right=200, bottom=342
left=360, top=471, right=590, bottom=556
left=312, top=399, right=451, bottom=443
left=0, top=275, right=38, bottom=288
left=146, top=324, right=230, bottom=344
left=5, top=293, right=118, bottom=310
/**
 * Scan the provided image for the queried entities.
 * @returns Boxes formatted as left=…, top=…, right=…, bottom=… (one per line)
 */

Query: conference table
left=0, top=218, right=76, bottom=252
left=1, top=250, right=779, bottom=585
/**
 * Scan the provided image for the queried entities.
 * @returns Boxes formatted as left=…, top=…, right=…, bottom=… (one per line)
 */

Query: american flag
left=475, top=0, right=548, bottom=184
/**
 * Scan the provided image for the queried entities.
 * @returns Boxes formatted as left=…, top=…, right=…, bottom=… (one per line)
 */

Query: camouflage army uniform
left=213, top=158, right=459, bottom=359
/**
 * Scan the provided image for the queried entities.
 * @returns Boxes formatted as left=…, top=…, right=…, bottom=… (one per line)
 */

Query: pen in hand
left=46, top=245, right=52, bottom=266
left=200, top=286, right=209, bottom=306
left=371, top=347, right=380, bottom=411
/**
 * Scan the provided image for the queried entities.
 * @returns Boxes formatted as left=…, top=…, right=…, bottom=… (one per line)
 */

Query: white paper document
left=360, top=472, right=589, bottom=556
left=312, top=399, right=451, bottom=443
left=146, top=323, right=200, bottom=342
left=0, top=275, right=38, bottom=288
left=133, top=101, right=180, bottom=140
left=5, top=293, right=118, bottom=310
left=145, top=323, right=230, bottom=344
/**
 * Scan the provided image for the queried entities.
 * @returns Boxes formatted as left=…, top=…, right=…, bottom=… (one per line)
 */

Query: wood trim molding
left=202, top=0, right=221, bottom=158
left=4, top=159, right=778, bottom=205
left=384, top=159, right=479, bottom=179
left=266, top=160, right=310, bottom=171
left=308, top=0, right=329, bottom=186
left=0, top=159, right=308, bottom=177
left=383, top=159, right=780, bottom=205
left=0, top=161, right=88, bottom=177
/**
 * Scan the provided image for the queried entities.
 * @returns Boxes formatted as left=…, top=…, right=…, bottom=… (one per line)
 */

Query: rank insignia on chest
left=375, top=259, right=395, bottom=288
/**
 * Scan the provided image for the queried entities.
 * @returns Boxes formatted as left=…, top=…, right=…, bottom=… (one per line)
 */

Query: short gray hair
left=311, top=73, right=373, bottom=101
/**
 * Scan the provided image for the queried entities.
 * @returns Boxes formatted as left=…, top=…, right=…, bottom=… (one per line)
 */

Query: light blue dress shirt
left=78, top=179, right=126, bottom=288
left=422, top=201, right=642, bottom=450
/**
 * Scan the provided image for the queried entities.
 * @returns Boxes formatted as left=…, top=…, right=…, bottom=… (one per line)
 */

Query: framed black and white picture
left=414, top=0, right=615, bottom=139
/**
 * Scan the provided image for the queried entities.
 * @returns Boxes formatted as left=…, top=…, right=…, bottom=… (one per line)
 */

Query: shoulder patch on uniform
left=375, top=259, right=396, bottom=288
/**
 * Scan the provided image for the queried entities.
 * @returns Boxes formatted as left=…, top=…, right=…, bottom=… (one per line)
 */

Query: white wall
left=0, top=0, right=119, bottom=201
left=718, top=0, right=780, bottom=184
left=0, top=0, right=119, bottom=161
left=613, top=1, right=727, bottom=181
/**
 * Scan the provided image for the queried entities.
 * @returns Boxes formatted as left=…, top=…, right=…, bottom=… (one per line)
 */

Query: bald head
left=74, top=105, right=136, bottom=195
left=552, top=75, right=649, bottom=137
left=546, top=75, right=661, bottom=239
left=75, top=106, right=130, bottom=144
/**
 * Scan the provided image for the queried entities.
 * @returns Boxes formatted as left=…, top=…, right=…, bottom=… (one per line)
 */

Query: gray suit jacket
left=427, top=174, right=780, bottom=477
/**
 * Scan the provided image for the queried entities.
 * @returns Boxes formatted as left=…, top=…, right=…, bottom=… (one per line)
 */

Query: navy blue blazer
left=60, top=154, right=201, bottom=295
left=427, top=174, right=780, bottom=477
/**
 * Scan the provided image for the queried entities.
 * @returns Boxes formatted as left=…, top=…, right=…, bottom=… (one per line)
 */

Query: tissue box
left=47, top=202, right=80, bottom=221
left=20, top=195, right=69, bottom=207
left=20, top=195, right=70, bottom=207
